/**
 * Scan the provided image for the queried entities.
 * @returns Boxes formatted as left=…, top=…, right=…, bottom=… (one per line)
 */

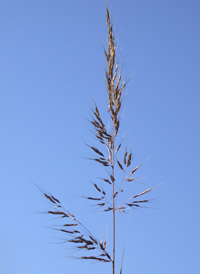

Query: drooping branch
left=42, top=191, right=112, bottom=263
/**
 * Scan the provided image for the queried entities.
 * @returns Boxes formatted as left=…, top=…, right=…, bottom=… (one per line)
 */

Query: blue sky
left=0, top=1, right=200, bottom=273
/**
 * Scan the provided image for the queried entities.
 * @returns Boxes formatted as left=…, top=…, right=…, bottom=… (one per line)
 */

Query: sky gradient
left=0, top=1, right=200, bottom=274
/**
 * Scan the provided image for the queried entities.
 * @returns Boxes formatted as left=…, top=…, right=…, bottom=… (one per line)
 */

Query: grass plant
left=41, top=7, right=154, bottom=274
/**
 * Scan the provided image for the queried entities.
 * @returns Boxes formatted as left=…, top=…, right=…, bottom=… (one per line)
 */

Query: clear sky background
left=0, top=1, right=200, bottom=274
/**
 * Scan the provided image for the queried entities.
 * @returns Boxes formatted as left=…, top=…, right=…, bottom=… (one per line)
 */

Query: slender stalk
left=112, top=123, right=115, bottom=274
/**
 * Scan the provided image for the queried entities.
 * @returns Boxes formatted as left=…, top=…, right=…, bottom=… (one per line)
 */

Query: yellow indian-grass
left=41, top=7, right=154, bottom=274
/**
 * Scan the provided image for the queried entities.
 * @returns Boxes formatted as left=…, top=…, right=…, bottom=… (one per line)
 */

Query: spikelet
left=124, top=151, right=127, bottom=165
left=127, top=153, right=132, bottom=167
left=117, top=160, right=123, bottom=170
left=115, top=143, right=121, bottom=154
left=131, top=188, right=152, bottom=199
left=129, top=165, right=140, bottom=176
left=126, top=177, right=135, bottom=182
